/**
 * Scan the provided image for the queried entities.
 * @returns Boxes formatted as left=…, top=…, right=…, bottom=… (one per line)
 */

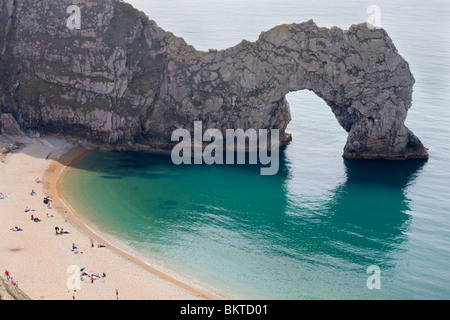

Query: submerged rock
left=0, top=0, right=428, bottom=159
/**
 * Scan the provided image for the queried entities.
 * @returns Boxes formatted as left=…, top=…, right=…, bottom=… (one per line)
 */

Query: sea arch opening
left=282, top=90, right=347, bottom=186
left=284, top=90, right=348, bottom=160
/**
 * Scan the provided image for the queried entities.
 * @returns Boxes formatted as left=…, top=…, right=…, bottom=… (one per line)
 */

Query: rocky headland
left=0, top=0, right=428, bottom=159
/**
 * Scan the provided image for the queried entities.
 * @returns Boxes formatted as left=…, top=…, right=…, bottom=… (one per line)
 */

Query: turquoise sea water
left=61, top=0, right=450, bottom=299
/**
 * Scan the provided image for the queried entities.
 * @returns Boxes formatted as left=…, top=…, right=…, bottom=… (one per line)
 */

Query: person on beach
left=10, top=226, right=22, bottom=231
left=25, top=206, right=31, bottom=213
left=72, top=289, right=76, bottom=300
left=72, top=243, right=82, bottom=254
left=1, top=192, right=11, bottom=199
left=30, top=189, right=36, bottom=196
left=30, top=214, right=40, bottom=222
left=90, top=239, right=94, bottom=248
left=64, top=211, right=68, bottom=222
left=116, top=289, right=119, bottom=300
left=55, top=226, right=59, bottom=235
left=43, top=196, right=52, bottom=204
left=35, top=178, right=41, bottom=183
left=5, top=270, right=10, bottom=281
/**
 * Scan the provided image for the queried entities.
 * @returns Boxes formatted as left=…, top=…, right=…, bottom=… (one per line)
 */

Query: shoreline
left=0, top=135, right=222, bottom=300
left=49, top=145, right=223, bottom=300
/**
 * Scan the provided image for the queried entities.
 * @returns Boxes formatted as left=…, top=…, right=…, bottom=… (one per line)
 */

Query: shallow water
left=62, top=0, right=450, bottom=299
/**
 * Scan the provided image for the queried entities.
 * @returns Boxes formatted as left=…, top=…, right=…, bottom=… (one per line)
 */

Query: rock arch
left=155, top=20, right=428, bottom=160
left=0, top=0, right=428, bottom=160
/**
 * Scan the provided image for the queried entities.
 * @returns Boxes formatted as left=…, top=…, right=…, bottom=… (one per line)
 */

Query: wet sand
left=0, top=135, right=220, bottom=300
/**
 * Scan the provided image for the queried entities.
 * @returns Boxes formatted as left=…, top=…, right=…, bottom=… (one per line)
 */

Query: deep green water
left=62, top=0, right=450, bottom=299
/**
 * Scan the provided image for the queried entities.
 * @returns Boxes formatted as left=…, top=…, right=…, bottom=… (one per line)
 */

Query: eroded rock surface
left=0, top=0, right=428, bottom=159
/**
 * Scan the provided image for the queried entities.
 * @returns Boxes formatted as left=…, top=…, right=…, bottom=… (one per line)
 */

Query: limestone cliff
left=0, top=0, right=428, bottom=159
left=0, top=276, right=31, bottom=300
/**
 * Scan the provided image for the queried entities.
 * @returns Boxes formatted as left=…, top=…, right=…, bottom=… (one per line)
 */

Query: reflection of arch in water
left=319, top=159, right=427, bottom=266
left=279, top=149, right=426, bottom=263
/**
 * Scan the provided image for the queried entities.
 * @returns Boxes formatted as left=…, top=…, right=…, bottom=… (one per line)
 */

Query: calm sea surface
left=61, top=0, right=450, bottom=299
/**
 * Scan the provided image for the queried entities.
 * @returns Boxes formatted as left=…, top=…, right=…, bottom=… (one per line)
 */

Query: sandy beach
left=0, top=134, right=220, bottom=300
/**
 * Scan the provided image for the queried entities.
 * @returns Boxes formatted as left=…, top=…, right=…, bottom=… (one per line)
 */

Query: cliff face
left=0, top=0, right=428, bottom=159
left=0, top=276, right=31, bottom=300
